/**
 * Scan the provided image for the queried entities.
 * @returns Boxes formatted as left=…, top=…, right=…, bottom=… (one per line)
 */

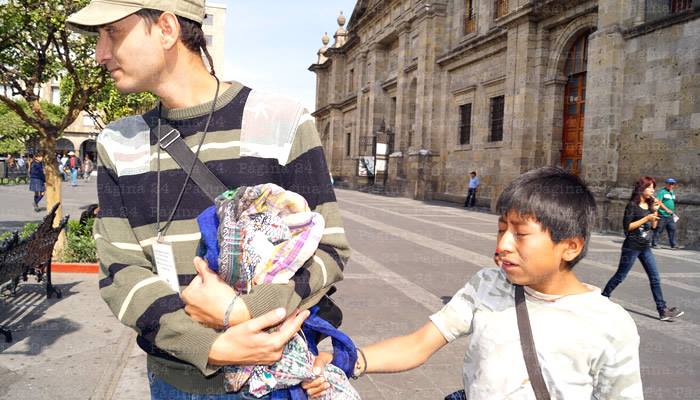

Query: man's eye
left=515, top=232, right=529, bottom=237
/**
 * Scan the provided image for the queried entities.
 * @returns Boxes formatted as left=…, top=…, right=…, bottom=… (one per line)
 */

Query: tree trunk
left=40, top=132, right=65, bottom=257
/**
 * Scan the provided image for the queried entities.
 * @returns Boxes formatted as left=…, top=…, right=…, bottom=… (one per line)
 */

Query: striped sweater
left=94, top=82, right=350, bottom=394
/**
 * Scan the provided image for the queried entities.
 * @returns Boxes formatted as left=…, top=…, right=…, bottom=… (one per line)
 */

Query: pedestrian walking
left=652, top=177, right=678, bottom=249
left=602, top=176, right=683, bottom=321
left=464, top=171, right=479, bottom=207
left=66, top=1, right=350, bottom=398
left=66, top=151, right=81, bottom=186
left=83, top=155, right=94, bottom=181
left=28, top=152, right=46, bottom=212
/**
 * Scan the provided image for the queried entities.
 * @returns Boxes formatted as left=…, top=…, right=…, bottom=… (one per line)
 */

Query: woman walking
left=602, top=176, right=684, bottom=321
left=28, top=152, right=46, bottom=212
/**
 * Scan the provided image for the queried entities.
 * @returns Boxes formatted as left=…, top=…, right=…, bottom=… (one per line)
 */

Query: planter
left=51, top=262, right=99, bottom=274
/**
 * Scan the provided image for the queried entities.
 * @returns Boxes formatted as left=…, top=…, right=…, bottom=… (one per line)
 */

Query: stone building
left=310, top=0, right=700, bottom=247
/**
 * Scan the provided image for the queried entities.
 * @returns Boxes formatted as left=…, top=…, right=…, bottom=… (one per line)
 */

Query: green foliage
left=0, top=221, right=38, bottom=242
left=63, top=217, right=97, bottom=263
left=0, top=100, right=66, bottom=153
left=0, top=0, right=153, bottom=146
left=61, top=76, right=157, bottom=129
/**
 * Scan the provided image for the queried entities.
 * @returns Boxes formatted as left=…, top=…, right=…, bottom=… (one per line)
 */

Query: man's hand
left=182, top=257, right=245, bottom=329
left=302, top=351, right=333, bottom=398
left=208, top=308, right=310, bottom=366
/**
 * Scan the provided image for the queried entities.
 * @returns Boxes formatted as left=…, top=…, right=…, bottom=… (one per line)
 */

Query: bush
left=63, top=218, right=97, bottom=263
left=0, top=221, right=38, bottom=242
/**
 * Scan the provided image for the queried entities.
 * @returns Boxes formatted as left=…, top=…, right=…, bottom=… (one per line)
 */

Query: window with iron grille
left=459, top=104, right=472, bottom=145
left=465, top=0, right=477, bottom=33
left=494, top=0, right=508, bottom=19
left=646, top=0, right=694, bottom=21
left=489, top=96, right=504, bottom=142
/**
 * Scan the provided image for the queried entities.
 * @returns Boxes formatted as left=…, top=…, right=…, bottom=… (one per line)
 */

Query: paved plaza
left=1, top=183, right=699, bottom=399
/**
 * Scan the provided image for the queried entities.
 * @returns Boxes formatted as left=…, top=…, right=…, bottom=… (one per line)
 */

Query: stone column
left=582, top=0, right=624, bottom=192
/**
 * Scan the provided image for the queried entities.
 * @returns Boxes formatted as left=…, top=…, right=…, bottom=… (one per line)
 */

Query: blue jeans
left=70, top=168, right=78, bottom=186
left=602, top=246, right=666, bottom=313
left=652, top=215, right=676, bottom=247
left=148, top=370, right=268, bottom=400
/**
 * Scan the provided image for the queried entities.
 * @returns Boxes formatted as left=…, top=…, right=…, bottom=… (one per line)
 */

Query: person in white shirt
left=304, top=166, right=644, bottom=400
left=464, top=171, right=480, bottom=207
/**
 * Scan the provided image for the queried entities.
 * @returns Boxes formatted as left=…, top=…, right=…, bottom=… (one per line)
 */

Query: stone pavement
left=0, top=179, right=97, bottom=234
left=1, top=186, right=698, bottom=399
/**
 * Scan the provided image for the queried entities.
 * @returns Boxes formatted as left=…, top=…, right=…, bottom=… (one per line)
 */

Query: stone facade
left=311, top=0, right=700, bottom=248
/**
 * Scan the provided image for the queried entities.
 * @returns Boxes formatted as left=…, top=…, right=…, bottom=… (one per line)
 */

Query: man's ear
left=156, top=11, right=180, bottom=50
left=561, top=237, right=585, bottom=263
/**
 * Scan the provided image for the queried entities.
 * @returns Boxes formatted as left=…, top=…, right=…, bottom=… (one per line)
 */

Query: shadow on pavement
left=0, top=280, right=81, bottom=355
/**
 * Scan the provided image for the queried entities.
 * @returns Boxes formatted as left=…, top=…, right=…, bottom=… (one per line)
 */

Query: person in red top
left=67, top=151, right=82, bottom=186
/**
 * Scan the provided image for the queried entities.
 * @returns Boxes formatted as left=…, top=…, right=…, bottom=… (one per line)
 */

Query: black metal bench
left=0, top=203, right=69, bottom=342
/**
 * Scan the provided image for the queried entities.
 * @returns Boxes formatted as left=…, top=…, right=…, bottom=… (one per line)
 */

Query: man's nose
left=95, top=34, right=110, bottom=66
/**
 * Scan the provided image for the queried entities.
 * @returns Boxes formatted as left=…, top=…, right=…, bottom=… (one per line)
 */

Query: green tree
left=0, top=0, right=154, bottom=230
left=0, top=100, right=64, bottom=154
left=0, top=0, right=106, bottom=226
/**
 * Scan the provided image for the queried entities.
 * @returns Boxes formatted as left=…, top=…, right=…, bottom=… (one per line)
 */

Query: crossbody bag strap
left=156, top=123, right=228, bottom=202
left=514, top=285, right=552, bottom=400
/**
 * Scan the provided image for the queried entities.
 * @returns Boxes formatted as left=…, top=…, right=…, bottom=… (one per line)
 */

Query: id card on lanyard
left=153, top=238, right=180, bottom=293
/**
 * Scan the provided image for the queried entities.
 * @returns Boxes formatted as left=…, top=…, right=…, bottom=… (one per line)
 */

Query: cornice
left=436, top=29, right=507, bottom=69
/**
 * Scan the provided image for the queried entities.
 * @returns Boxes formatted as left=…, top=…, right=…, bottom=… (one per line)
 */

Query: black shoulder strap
left=156, top=122, right=227, bottom=202
left=515, top=285, right=551, bottom=400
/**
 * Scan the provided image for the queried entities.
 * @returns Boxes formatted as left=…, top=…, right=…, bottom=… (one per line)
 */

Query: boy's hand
left=209, top=308, right=309, bottom=365
left=182, top=257, right=242, bottom=328
left=302, top=351, right=333, bottom=398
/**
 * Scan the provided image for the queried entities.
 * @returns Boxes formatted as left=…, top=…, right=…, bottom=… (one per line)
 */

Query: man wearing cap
left=652, top=178, right=679, bottom=249
left=66, top=1, right=350, bottom=398
left=66, top=151, right=82, bottom=186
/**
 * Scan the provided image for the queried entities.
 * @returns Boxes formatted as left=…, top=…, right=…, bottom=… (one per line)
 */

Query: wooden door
left=561, top=34, right=589, bottom=175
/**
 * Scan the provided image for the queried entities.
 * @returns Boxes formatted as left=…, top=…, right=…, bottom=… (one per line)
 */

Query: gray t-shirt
left=430, top=268, right=643, bottom=400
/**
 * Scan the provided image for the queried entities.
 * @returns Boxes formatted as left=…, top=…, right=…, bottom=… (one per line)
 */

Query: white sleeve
left=429, top=269, right=489, bottom=342
left=593, top=314, right=644, bottom=400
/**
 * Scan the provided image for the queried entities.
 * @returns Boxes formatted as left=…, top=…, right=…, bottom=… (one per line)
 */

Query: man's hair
left=496, top=166, right=597, bottom=268
left=135, top=9, right=216, bottom=76
left=470, top=171, right=477, bottom=175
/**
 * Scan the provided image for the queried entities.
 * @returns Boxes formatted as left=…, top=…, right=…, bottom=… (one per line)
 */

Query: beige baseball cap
left=67, top=0, right=206, bottom=34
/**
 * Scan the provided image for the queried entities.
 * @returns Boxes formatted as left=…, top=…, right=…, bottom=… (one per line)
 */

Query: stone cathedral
left=311, top=0, right=700, bottom=247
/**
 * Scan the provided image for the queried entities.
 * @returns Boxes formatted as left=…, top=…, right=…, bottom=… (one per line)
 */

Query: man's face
left=496, top=210, right=574, bottom=288
left=96, top=14, right=165, bottom=93
left=666, top=183, right=675, bottom=191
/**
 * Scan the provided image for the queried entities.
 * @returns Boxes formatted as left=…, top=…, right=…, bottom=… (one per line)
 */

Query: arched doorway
left=56, top=138, right=74, bottom=155
left=561, top=33, right=590, bottom=175
left=80, top=139, right=97, bottom=163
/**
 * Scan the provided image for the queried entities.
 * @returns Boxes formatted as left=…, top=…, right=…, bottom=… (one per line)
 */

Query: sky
left=218, top=1, right=359, bottom=111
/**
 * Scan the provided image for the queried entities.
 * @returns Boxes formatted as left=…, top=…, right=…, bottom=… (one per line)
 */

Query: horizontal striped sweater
left=94, top=82, right=350, bottom=394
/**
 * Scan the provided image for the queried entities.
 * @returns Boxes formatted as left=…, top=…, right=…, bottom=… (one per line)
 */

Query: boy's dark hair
left=135, top=9, right=216, bottom=77
left=496, top=166, right=596, bottom=268
left=470, top=171, right=476, bottom=176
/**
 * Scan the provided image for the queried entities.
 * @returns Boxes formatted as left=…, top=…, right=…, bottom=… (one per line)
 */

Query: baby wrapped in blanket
left=196, top=183, right=360, bottom=399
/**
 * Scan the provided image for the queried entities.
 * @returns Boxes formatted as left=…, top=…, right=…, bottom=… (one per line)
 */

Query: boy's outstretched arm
left=303, top=321, right=447, bottom=397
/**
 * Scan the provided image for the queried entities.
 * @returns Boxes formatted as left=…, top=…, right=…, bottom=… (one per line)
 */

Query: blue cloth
left=197, top=205, right=221, bottom=271
left=602, top=246, right=666, bottom=312
left=29, top=161, right=45, bottom=181
left=271, top=306, right=358, bottom=400
left=468, top=176, right=480, bottom=189
left=29, top=178, right=45, bottom=193
left=70, top=168, right=78, bottom=185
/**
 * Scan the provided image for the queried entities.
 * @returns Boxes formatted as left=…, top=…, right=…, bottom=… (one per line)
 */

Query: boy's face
left=96, top=14, right=165, bottom=94
left=496, top=210, right=580, bottom=290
